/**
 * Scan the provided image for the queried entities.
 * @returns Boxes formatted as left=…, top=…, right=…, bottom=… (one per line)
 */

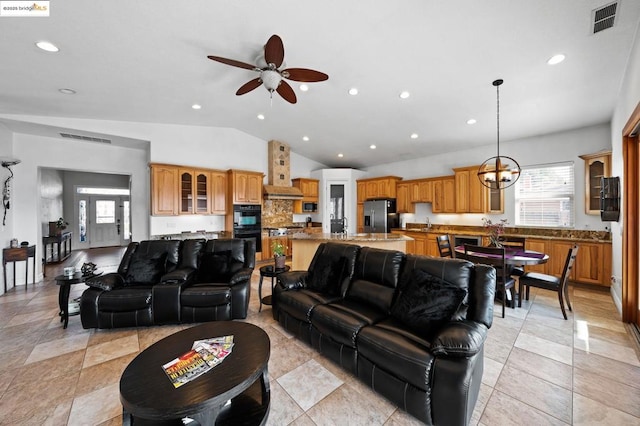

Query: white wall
left=364, top=123, right=612, bottom=232
left=610, top=26, right=640, bottom=310
left=311, top=168, right=366, bottom=233
left=12, top=132, right=148, bottom=283
left=0, top=123, right=16, bottom=293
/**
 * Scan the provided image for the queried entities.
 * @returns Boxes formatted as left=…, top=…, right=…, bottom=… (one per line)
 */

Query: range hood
left=263, top=184, right=303, bottom=200
left=263, top=140, right=303, bottom=200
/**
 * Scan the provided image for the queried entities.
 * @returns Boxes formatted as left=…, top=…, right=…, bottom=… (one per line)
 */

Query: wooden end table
left=120, top=321, right=270, bottom=426
left=54, top=270, right=102, bottom=329
left=258, top=265, right=290, bottom=311
left=3, top=245, right=36, bottom=292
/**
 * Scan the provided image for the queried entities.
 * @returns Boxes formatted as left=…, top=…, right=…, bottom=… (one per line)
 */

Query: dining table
left=454, top=245, right=549, bottom=266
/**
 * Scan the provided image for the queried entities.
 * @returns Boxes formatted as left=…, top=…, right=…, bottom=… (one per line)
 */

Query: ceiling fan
left=207, top=34, right=328, bottom=104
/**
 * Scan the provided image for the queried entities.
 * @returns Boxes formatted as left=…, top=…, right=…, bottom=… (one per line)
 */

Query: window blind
left=515, top=162, right=575, bottom=227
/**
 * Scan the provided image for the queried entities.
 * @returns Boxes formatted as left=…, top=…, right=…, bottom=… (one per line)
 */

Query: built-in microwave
left=302, top=202, right=317, bottom=212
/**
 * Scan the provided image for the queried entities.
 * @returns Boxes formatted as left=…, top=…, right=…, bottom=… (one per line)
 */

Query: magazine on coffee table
left=162, top=335, right=234, bottom=388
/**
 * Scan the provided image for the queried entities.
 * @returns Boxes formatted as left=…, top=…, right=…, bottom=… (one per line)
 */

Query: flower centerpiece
left=272, top=240, right=286, bottom=269
left=49, top=217, right=69, bottom=236
left=482, top=217, right=508, bottom=248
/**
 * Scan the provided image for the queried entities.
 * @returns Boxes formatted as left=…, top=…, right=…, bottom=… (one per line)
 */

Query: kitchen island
left=289, top=233, right=413, bottom=270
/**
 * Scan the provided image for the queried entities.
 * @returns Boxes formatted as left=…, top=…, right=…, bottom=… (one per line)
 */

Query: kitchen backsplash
left=262, top=199, right=294, bottom=228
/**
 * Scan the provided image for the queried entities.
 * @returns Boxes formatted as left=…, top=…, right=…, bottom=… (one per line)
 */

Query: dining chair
left=436, top=235, right=453, bottom=258
left=463, top=244, right=516, bottom=318
left=518, top=245, right=578, bottom=320
left=501, top=236, right=526, bottom=277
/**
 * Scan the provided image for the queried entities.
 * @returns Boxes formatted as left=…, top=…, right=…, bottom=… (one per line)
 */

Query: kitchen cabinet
left=357, top=176, right=402, bottom=200
left=357, top=203, right=364, bottom=233
left=454, top=166, right=492, bottom=213
left=292, top=178, right=320, bottom=213
left=210, top=171, right=227, bottom=214
left=432, top=176, right=455, bottom=213
left=178, top=168, right=211, bottom=214
left=228, top=169, right=263, bottom=205
left=574, top=242, right=609, bottom=285
left=524, top=239, right=548, bottom=274
left=579, top=151, right=611, bottom=215
left=396, top=183, right=414, bottom=214
left=418, top=180, right=433, bottom=202
left=151, top=164, right=179, bottom=215
left=548, top=240, right=577, bottom=281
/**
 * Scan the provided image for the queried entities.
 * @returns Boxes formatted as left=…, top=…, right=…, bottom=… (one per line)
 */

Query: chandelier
left=477, top=79, right=521, bottom=189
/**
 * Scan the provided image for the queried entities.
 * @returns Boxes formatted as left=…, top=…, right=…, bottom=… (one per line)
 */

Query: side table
left=258, top=265, right=290, bottom=312
left=3, top=245, right=36, bottom=292
left=54, top=270, right=102, bottom=329
left=43, top=231, right=73, bottom=267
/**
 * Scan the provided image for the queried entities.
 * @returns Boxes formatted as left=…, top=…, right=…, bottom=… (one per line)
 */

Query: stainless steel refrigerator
left=363, top=199, right=399, bottom=233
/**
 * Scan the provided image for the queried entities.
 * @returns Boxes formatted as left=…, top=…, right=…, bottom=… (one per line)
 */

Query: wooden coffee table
left=120, top=321, right=270, bottom=425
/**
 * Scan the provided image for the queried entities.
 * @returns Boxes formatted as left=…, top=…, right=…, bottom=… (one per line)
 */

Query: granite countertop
left=152, top=230, right=231, bottom=240
left=290, top=233, right=413, bottom=242
left=396, top=225, right=611, bottom=243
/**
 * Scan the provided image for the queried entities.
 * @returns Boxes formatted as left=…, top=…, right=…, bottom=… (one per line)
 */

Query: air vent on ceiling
left=592, top=1, right=618, bottom=34
left=60, top=133, right=112, bottom=144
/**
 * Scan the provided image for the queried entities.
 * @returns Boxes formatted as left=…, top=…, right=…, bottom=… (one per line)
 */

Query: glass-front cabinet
left=579, top=151, right=611, bottom=215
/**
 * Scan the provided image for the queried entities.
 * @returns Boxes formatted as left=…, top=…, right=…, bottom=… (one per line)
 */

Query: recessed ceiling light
left=338, top=153, right=344, bottom=158
left=370, top=145, right=376, bottom=149
left=58, top=88, right=76, bottom=95
left=257, top=114, right=265, bottom=120
left=410, top=133, right=418, bottom=139
left=300, top=84, right=309, bottom=92
left=303, top=136, right=309, bottom=141
left=348, top=88, right=358, bottom=96
left=467, top=119, right=477, bottom=125
left=399, top=91, right=410, bottom=99
left=547, top=54, right=566, bottom=65
left=36, top=41, right=59, bottom=52
left=191, top=104, right=202, bottom=110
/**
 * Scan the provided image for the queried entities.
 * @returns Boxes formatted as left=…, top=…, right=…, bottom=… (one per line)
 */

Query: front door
left=89, top=195, right=123, bottom=248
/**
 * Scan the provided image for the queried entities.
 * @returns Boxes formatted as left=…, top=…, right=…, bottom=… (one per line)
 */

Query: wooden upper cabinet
left=210, top=171, right=226, bottom=214
left=579, top=151, right=611, bottom=215
left=418, top=180, right=432, bottom=202
left=292, top=178, right=319, bottom=200
left=454, top=166, right=489, bottom=213
left=396, top=183, right=414, bottom=213
left=357, top=176, right=402, bottom=200
left=228, top=169, right=263, bottom=205
left=433, top=176, right=455, bottom=213
left=151, top=164, right=179, bottom=215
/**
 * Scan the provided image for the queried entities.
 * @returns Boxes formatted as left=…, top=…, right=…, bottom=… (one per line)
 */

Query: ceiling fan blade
left=276, top=80, right=297, bottom=104
left=264, top=35, right=284, bottom=68
left=207, top=55, right=257, bottom=71
left=282, top=68, right=329, bottom=82
left=236, top=78, right=263, bottom=95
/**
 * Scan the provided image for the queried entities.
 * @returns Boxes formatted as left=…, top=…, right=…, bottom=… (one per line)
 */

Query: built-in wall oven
left=233, top=204, right=262, bottom=252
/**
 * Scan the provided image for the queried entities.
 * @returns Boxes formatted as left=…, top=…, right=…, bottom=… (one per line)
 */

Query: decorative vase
left=489, top=236, right=503, bottom=248
left=274, top=254, right=286, bottom=270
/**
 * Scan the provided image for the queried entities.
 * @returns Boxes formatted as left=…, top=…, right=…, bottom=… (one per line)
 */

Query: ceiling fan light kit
left=477, top=79, right=521, bottom=190
left=208, top=34, right=328, bottom=104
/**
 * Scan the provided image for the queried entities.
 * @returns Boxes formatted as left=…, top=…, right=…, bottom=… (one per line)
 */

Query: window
left=95, top=200, right=116, bottom=224
left=515, top=162, right=575, bottom=228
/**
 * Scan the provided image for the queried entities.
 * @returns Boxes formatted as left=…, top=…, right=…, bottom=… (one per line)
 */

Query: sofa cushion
left=85, top=273, right=124, bottom=291
left=124, top=253, right=167, bottom=286
left=181, top=284, right=231, bottom=307
left=391, top=269, right=466, bottom=337
left=357, top=320, right=435, bottom=392
left=307, top=255, right=348, bottom=295
left=276, top=289, right=342, bottom=322
left=197, top=250, right=232, bottom=282
left=97, top=287, right=153, bottom=312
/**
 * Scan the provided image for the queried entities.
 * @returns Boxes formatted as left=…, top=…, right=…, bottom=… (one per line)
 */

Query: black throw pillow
left=307, top=255, right=347, bottom=295
left=391, top=269, right=467, bottom=337
left=198, top=250, right=232, bottom=282
left=124, top=253, right=167, bottom=286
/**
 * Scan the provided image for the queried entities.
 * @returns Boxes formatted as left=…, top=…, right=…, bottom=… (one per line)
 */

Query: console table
left=43, top=232, right=72, bottom=266
left=3, top=245, right=36, bottom=292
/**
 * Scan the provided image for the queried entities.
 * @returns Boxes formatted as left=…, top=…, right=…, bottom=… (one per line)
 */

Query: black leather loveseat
left=80, top=238, right=255, bottom=329
left=272, top=243, right=496, bottom=426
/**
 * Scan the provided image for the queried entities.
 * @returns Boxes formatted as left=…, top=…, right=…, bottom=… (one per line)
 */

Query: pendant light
left=477, top=79, right=521, bottom=189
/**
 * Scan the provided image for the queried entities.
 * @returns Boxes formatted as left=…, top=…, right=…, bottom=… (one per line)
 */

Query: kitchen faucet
left=426, top=217, right=432, bottom=230
left=342, top=217, right=348, bottom=235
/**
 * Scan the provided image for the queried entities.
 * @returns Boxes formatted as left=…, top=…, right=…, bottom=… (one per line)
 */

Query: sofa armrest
left=85, top=273, right=124, bottom=291
left=160, top=267, right=195, bottom=284
left=229, top=267, right=253, bottom=285
left=277, top=271, right=308, bottom=290
left=431, top=320, right=488, bottom=358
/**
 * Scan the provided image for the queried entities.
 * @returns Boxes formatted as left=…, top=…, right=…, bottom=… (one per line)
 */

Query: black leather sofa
left=272, top=243, right=496, bottom=426
left=80, top=238, right=255, bottom=329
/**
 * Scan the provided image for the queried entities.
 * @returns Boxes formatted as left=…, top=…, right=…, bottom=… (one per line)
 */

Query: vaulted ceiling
left=1, top=0, right=639, bottom=168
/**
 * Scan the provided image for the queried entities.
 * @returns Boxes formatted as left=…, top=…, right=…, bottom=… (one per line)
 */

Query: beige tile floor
left=1, top=248, right=639, bottom=425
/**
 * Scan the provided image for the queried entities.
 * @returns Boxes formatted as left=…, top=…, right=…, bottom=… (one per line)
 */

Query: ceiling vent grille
left=60, top=133, right=112, bottom=144
left=592, top=1, right=618, bottom=34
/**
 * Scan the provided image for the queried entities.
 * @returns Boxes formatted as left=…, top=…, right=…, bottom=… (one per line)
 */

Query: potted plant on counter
left=272, top=240, right=286, bottom=270
left=482, top=217, right=507, bottom=248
